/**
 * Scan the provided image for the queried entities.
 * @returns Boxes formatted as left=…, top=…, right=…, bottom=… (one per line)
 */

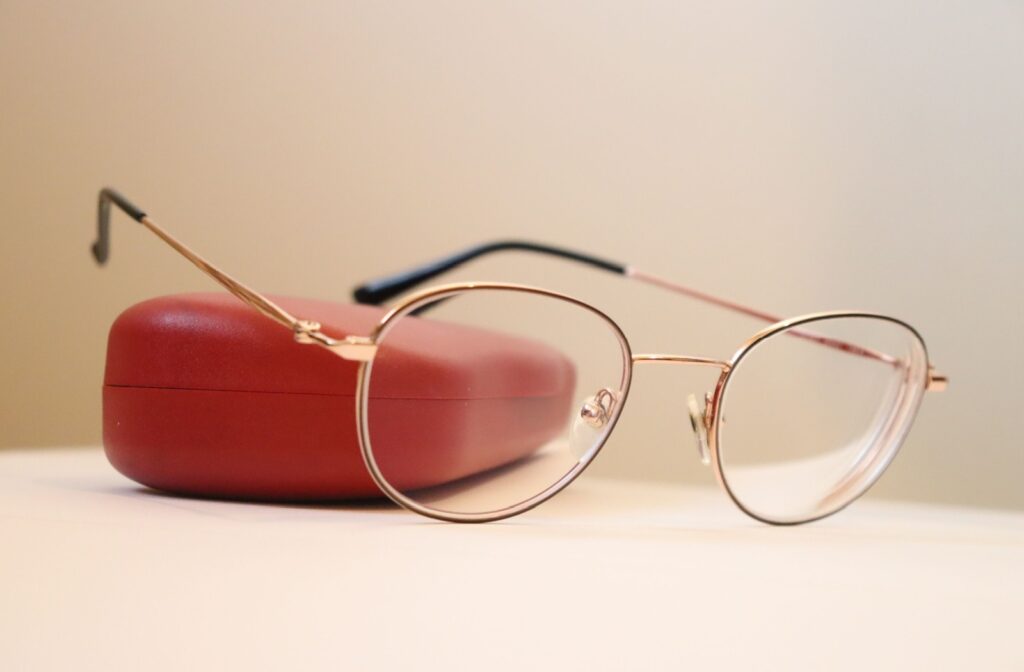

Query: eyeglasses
left=93, top=188, right=948, bottom=525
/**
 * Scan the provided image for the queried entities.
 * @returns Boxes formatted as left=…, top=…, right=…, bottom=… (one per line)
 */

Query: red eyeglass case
left=103, top=293, right=576, bottom=501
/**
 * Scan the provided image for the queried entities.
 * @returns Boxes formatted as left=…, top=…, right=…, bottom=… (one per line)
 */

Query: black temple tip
left=351, top=240, right=626, bottom=306
left=93, top=187, right=147, bottom=266
left=352, top=285, right=380, bottom=305
left=100, top=187, right=146, bottom=222
left=91, top=239, right=109, bottom=265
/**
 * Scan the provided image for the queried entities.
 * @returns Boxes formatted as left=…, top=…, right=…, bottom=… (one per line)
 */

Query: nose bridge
left=631, top=353, right=731, bottom=372
left=630, top=353, right=729, bottom=468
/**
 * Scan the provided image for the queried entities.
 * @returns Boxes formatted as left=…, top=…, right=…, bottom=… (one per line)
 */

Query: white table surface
left=1, top=447, right=1021, bottom=671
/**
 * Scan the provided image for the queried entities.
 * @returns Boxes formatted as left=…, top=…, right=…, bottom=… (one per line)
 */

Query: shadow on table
left=79, top=475, right=716, bottom=528
left=49, top=476, right=1024, bottom=546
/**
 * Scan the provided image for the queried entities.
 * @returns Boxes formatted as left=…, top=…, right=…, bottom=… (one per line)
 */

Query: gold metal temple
left=135, top=213, right=374, bottom=362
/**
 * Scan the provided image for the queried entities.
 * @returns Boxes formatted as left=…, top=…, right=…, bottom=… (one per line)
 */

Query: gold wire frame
left=707, top=311, right=933, bottom=525
left=93, top=188, right=948, bottom=525
left=352, top=291, right=938, bottom=524
left=354, top=282, right=634, bottom=523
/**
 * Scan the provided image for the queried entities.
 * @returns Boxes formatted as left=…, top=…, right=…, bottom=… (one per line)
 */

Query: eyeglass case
left=102, top=293, right=575, bottom=501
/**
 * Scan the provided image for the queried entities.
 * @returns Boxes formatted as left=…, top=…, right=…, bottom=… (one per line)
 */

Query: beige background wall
left=1, top=1, right=1021, bottom=509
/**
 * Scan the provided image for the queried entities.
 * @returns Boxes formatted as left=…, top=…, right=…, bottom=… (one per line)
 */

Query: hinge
left=292, top=320, right=377, bottom=361
left=330, top=335, right=378, bottom=361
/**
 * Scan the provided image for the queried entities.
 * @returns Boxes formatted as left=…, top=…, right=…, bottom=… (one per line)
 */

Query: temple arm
left=93, top=188, right=306, bottom=331
left=352, top=239, right=948, bottom=388
left=352, top=239, right=792, bottom=321
left=353, top=240, right=626, bottom=305
left=91, top=188, right=375, bottom=361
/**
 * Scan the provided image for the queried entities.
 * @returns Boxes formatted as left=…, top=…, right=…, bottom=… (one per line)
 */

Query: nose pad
left=687, top=393, right=711, bottom=466
left=570, top=388, right=618, bottom=460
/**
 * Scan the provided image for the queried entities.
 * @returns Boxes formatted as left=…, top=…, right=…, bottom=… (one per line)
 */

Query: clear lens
left=716, top=315, right=928, bottom=523
left=361, top=287, right=630, bottom=520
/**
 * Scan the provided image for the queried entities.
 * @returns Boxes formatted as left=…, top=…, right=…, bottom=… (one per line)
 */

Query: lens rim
left=355, top=282, right=634, bottom=523
left=709, top=311, right=932, bottom=526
